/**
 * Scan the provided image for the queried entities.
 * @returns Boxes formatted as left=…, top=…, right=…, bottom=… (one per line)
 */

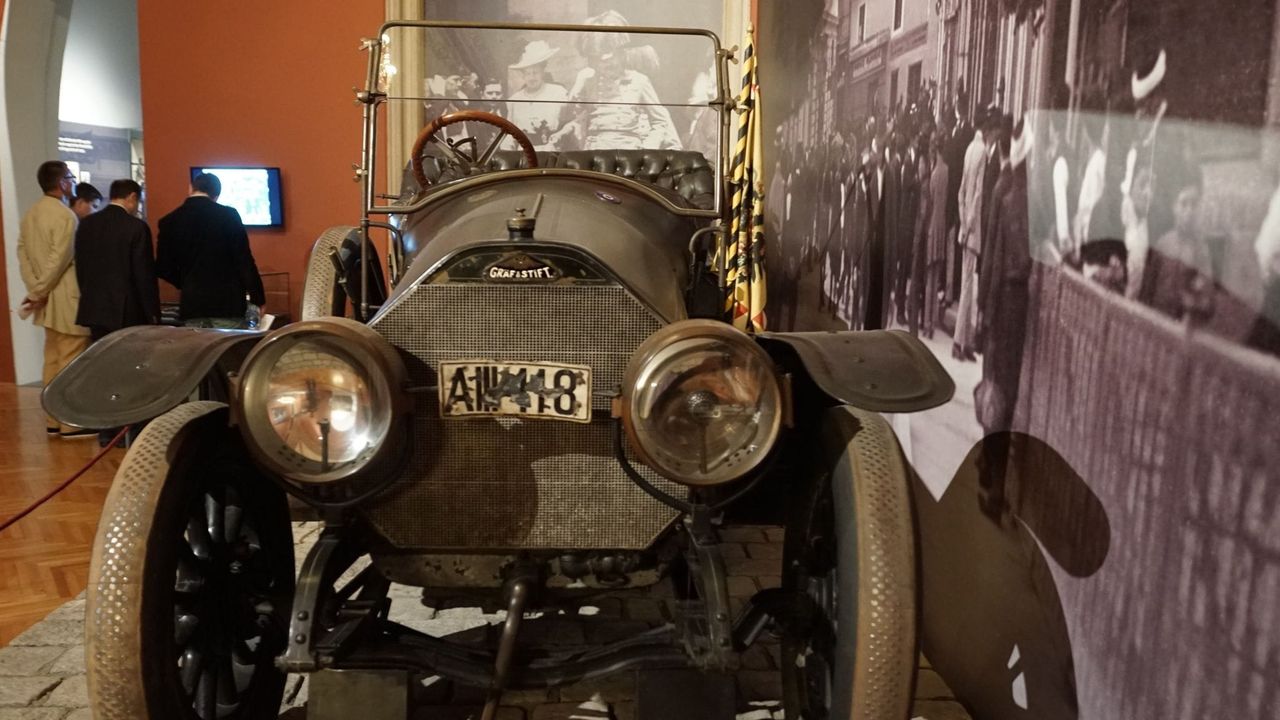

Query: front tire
left=781, top=407, right=918, bottom=720
left=86, top=402, right=295, bottom=720
left=300, top=226, right=359, bottom=320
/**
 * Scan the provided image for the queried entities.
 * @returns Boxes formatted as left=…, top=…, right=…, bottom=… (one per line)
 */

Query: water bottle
left=244, top=294, right=261, bottom=330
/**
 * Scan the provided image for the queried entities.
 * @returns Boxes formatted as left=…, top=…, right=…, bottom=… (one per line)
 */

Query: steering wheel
left=410, top=110, right=539, bottom=189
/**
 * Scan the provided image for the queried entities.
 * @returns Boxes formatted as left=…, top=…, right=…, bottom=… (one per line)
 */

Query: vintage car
left=45, top=20, right=953, bottom=720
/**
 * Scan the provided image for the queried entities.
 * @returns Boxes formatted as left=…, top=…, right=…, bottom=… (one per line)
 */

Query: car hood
left=386, top=173, right=702, bottom=323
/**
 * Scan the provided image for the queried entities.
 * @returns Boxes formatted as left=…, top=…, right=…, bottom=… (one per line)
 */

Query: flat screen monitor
left=189, top=166, right=284, bottom=228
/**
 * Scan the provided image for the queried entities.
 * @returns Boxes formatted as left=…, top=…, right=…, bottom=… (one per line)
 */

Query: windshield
left=367, top=22, right=725, bottom=207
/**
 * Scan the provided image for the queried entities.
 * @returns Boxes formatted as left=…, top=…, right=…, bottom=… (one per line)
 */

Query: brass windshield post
left=358, top=35, right=386, bottom=321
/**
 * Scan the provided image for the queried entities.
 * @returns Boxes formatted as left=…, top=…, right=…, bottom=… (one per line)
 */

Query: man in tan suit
left=17, top=160, right=92, bottom=438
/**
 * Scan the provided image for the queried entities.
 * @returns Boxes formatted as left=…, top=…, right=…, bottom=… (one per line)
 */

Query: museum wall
left=59, top=0, right=140, bottom=130
left=1, top=0, right=72, bottom=385
left=759, top=0, right=1280, bottom=717
left=0, top=0, right=11, bottom=383
left=135, top=1, right=382, bottom=320
left=57, top=0, right=143, bottom=205
left=2, top=0, right=142, bottom=385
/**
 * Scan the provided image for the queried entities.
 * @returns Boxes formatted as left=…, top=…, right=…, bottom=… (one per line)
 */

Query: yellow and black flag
left=725, top=24, right=767, bottom=332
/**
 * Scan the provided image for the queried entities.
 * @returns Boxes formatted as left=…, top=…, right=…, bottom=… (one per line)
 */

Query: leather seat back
left=416, top=149, right=716, bottom=210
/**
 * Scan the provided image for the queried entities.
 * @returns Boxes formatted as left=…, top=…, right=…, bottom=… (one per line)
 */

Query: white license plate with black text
left=438, top=360, right=592, bottom=423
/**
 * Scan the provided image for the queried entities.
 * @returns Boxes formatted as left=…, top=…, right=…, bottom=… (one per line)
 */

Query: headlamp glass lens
left=631, top=336, right=780, bottom=484
left=264, top=340, right=378, bottom=468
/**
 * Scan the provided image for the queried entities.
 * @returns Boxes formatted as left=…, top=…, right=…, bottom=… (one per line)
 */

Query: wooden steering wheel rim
left=410, top=110, right=539, bottom=189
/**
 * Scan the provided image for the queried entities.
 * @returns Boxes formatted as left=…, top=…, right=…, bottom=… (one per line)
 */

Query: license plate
left=439, top=360, right=592, bottom=423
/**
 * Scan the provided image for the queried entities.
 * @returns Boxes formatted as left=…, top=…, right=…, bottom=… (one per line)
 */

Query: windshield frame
left=358, top=20, right=733, bottom=222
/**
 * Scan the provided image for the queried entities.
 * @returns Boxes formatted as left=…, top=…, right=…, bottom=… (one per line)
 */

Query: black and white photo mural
left=378, top=1, right=724, bottom=178
left=435, top=2, right=721, bottom=150
left=760, top=0, right=1280, bottom=717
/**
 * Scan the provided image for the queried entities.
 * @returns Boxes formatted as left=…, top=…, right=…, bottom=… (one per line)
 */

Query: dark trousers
left=948, top=221, right=963, bottom=302
left=865, top=231, right=885, bottom=331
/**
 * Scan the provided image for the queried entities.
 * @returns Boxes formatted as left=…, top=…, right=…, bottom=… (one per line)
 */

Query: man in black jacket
left=156, top=172, right=265, bottom=327
left=75, top=179, right=160, bottom=341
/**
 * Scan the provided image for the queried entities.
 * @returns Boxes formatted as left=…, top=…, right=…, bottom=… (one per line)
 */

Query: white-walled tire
left=300, top=226, right=359, bottom=320
left=781, top=406, right=918, bottom=720
left=85, top=402, right=295, bottom=720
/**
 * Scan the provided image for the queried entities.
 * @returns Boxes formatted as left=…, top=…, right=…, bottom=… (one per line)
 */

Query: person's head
left=1172, top=176, right=1203, bottom=237
left=997, top=113, right=1014, bottom=159
left=190, top=172, right=221, bottom=200
left=596, top=52, right=626, bottom=82
left=109, top=179, right=144, bottom=216
left=71, top=182, right=103, bottom=218
left=980, top=107, right=1002, bottom=141
left=580, top=11, right=630, bottom=47
left=1106, top=75, right=1135, bottom=118
left=1009, top=118, right=1034, bottom=168
left=444, top=74, right=465, bottom=98
left=38, top=160, right=75, bottom=200
left=519, top=65, right=546, bottom=93
left=892, top=129, right=907, bottom=154
left=579, top=10, right=632, bottom=78
left=511, top=40, right=559, bottom=93
left=953, top=85, right=968, bottom=123
left=689, top=70, right=716, bottom=104
left=482, top=79, right=503, bottom=100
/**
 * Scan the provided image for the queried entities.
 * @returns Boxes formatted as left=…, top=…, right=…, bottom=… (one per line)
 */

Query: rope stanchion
left=0, top=426, right=130, bottom=534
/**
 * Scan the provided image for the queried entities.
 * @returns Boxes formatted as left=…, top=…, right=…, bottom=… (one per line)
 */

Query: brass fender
left=43, top=325, right=262, bottom=429
left=759, top=330, right=955, bottom=413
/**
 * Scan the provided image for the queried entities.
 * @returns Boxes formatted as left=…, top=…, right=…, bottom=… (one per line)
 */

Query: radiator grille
left=367, top=281, right=683, bottom=550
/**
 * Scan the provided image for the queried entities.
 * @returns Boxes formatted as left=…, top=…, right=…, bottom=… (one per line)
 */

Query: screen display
left=189, top=167, right=284, bottom=227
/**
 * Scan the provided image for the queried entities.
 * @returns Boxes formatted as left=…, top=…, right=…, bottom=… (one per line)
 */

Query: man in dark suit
left=980, top=114, right=1011, bottom=248
left=943, top=103, right=974, bottom=304
left=895, top=131, right=922, bottom=326
left=156, top=172, right=265, bottom=327
left=863, top=134, right=888, bottom=330
left=880, top=135, right=902, bottom=330
left=75, top=179, right=160, bottom=341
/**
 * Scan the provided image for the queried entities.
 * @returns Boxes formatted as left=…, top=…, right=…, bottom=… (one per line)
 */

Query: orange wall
left=0, top=0, right=14, bottom=383
left=136, top=2, right=383, bottom=320
left=0, top=171, right=11, bottom=384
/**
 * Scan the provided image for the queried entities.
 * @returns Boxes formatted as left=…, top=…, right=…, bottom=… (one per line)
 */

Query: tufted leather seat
left=414, top=149, right=716, bottom=210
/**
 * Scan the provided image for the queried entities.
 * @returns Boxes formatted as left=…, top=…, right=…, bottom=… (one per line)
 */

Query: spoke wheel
left=86, top=403, right=294, bottom=720
left=786, top=492, right=840, bottom=718
left=781, top=407, right=918, bottom=720
left=175, top=484, right=284, bottom=719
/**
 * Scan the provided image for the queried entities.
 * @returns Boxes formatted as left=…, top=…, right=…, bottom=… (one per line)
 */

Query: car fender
left=43, top=325, right=262, bottom=429
left=758, top=329, right=954, bottom=413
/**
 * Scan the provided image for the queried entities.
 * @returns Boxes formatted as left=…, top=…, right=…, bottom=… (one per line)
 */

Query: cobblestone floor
left=0, top=524, right=971, bottom=720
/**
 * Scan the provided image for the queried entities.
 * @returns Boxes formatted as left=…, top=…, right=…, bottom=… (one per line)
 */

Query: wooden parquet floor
left=0, top=384, right=121, bottom=644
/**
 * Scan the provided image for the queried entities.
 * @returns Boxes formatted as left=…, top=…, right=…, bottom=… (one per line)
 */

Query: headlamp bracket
left=611, top=419, right=777, bottom=516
